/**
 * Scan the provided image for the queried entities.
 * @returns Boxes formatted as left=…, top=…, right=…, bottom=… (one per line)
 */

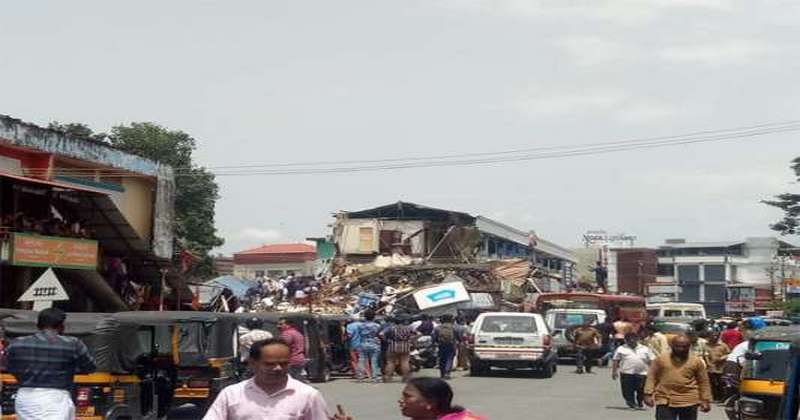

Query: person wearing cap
left=6, top=308, right=97, bottom=420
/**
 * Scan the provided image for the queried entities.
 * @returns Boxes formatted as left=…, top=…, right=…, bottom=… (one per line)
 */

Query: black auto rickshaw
left=113, top=311, right=240, bottom=413
left=726, top=327, right=800, bottom=420
left=0, top=310, right=163, bottom=420
left=232, top=312, right=331, bottom=382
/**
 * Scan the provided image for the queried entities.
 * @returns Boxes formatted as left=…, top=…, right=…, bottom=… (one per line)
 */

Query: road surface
left=171, top=366, right=730, bottom=419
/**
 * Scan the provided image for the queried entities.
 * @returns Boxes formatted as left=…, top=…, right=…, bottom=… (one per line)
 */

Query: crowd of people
left=0, top=212, right=93, bottom=239
left=568, top=315, right=761, bottom=420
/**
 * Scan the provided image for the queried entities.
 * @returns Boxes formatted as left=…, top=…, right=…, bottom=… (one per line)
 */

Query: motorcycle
left=410, top=335, right=438, bottom=372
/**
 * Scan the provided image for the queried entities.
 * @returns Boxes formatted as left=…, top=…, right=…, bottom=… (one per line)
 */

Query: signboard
left=10, top=233, right=98, bottom=270
left=413, top=282, right=470, bottom=310
left=726, top=301, right=755, bottom=313
left=785, top=278, right=800, bottom=295
left=583, top=230, right=637, bottom=248
left=647, top=284, right=678, bottom=295
left=18, top=268, right=69, bottom=310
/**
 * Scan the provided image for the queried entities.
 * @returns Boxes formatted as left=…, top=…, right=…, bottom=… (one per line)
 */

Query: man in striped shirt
left=381, top=317, right=418, bottom=383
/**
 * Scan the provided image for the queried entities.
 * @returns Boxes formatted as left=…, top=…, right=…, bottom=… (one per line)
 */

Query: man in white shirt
left=612, top=332, right=655, bottom=410
left=238, top=318, right=273, bottom=362
left=204, top=338, right=331, bottom=420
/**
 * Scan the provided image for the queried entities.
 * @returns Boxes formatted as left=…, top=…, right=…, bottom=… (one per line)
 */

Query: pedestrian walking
left=612, top=333, right=655, bottom=409
left=703, top=333, right=730, bottom=402
left=454, top=317, right=471, bottom=371
left=720, top=322, right=743, bottom=350
left=688, top=331, right=708, bottom=362
left=644, top=335, right=712, bottom=420
left=572, top=319, right=602, bottom=374
left=239, top=317, right=273, bottom=362
left=203, top=338, right=330, bottom=420
left=345, top=318, right=366, bottom=378
left=278, top=318, right=307, bottom=382
left=433, top=315, right=459, bottom=380
left=357, top=310, right=382, bottom=383
left=5, top=308, right=97, bottom=420
left=382, top=317, right=418, bottom=383
left=642, top=325, right=670, bottom=358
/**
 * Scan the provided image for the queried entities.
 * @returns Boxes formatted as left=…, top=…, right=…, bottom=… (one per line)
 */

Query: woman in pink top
left=400, top=377, right=485, bottom=420
left=332, top=377, right=485, bottom=420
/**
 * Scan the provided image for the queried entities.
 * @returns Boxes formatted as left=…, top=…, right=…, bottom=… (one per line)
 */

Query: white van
left=646, top=302, right=706, bottom=320
left=468, top=312, right=557, bottom=378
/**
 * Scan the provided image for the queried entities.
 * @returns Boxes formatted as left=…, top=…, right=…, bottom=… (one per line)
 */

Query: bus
left=529, top=292, right=647, bottom=328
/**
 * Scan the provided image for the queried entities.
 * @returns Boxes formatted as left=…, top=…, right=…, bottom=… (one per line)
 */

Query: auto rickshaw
left=725, top=326, right=800, bottom=420
left=778, top=338, right=800, bottom=419
left=0, top=310, right=163, bottom=420
left=232, top=312, right=331, bottom=382
left=113, top=311, right=240, bottom=413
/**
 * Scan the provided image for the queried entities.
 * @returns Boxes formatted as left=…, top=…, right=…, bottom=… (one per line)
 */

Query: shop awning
left=0, top=171, right=106, bottom=195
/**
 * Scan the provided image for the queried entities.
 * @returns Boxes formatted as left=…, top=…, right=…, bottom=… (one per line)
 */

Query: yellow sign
left=11, top=233, right=98, bottom=270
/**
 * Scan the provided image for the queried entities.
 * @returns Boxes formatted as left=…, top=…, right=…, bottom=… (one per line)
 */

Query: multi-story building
left=233, top=243, right=317, bottom=279
left=651, top=237, right=799, bottom=315
left=0, top=115, right=175, bottom=311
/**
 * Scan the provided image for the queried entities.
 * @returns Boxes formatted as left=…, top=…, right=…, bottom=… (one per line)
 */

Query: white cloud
left=515, top=89, right=681, bottom=123
left=437, top=0, right=734, bottom=25
left=556, top=36, right=631, bottom=67
left=658, top=40, right=775, bottom=65
left=233, top=227, right=284, bottom=242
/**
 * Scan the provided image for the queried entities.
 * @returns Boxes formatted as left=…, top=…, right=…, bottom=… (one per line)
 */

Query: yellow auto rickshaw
left=0, top=310, right=163, bottom=420
left=727, top=326, right=800, bottom=420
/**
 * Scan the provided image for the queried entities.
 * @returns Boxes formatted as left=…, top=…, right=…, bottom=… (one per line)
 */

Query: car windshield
left=743, top=340, right=791, bottom=380
left=480, top=316, right=537, bottom=333
left=553, top=313, right=598, bottom=329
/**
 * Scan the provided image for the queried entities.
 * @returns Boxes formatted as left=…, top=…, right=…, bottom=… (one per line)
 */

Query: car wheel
left=470, top=362, right=485, bottom=377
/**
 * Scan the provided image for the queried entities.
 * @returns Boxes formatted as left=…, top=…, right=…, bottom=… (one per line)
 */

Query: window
left=704, top=265, right=725, bottom=282
left=255, top=270, right=265, bottom=278
left=684, top=310, right=704, bottom=317
left=664, top=310, right=683, bottom=317
left=480, top=316, right=538, bottom=333
left=647, top=309, right=660, bottom=318
left=705, top=285, right=725, bottom=302
left=678, top=265, right=700, bottom=283
left=680, top=285, right=700, bottom=302
left=358, top=227, right=375, bottom=252
left=657, top=264, right=675, bottom=276
left=553, top=313, right=598, bottom=329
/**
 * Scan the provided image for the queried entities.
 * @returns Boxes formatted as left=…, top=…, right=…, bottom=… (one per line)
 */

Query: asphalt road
left=171, top=366, right=730, bottom=420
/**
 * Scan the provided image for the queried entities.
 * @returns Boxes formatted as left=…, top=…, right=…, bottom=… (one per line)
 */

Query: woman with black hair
left=332, top=377, right=485, bottom=420
left=399, top=377, right=484, bottom=419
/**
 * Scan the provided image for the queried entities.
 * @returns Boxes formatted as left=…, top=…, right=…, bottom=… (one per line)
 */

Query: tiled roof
left=235, top=243, right=316, bottom=255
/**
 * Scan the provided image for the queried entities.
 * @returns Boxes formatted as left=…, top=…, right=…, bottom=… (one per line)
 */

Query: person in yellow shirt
left=644, top=335, right=712, bottom=420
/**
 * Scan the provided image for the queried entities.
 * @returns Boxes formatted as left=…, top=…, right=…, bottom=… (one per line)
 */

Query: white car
left=468, top=312, right=557, bottom=378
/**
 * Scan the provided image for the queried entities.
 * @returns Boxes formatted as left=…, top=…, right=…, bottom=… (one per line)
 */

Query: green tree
left=48, top=121, right=107, bottom=142
left=108, top=123, right=224, bottom=276
left=49, top=120, right=224, bottom=277
left=764, top=157, right=800, bottom=235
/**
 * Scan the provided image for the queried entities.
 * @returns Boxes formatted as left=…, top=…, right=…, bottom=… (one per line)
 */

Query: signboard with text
left=11, top=233, right=98, bottom=270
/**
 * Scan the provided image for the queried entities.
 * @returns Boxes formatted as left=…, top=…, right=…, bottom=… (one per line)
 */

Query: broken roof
left=342, top=201, right=475, bottom=224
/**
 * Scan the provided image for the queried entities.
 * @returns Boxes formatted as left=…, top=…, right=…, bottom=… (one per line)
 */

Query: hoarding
left=725, top=301, right=755, bottom=313
left=10, top=233, right=98, bottom=270
left=413, top=281, right=471, bottom=310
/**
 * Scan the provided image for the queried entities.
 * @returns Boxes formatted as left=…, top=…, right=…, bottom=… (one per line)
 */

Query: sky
left=2, top=1, right=799, bottom=254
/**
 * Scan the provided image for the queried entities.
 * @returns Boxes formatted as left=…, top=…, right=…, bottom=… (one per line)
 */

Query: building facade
left=0, top=115, right=175, bottom=311
left=650, top=237, right=799, bottom=315
left=233, top=243, right=317, bottom=279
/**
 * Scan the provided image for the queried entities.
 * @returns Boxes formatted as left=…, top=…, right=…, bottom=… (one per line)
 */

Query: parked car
left=544, top=308, right=606, bottom=360
left=467, top=312, right=557, bottom=378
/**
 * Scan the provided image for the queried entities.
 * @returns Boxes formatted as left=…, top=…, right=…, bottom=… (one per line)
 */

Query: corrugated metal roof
left=659, top=241, right=744, bottom=249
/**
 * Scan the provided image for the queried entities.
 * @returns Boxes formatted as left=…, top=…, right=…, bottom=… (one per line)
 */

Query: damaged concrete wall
left=0, top=116, right=161, bottom=176
left=152, top=166, right=175, bottom=259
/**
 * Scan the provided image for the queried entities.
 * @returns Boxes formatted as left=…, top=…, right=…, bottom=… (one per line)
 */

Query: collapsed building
left=308, top=201, right=577, bottom=315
